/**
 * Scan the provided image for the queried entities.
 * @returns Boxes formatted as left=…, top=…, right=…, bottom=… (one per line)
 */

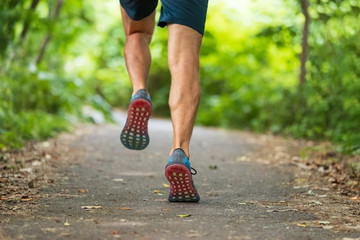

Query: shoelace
left=191, top=167, right=197, bottom=175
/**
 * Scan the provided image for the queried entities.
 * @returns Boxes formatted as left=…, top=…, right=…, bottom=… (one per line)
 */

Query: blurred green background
left=1, top=0, right=359, bottom=152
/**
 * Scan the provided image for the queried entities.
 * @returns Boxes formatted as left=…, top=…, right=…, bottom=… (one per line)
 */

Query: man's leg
left=120, top=7, right=155, bottom=150
left=167, top=24, right=203, bottom=158
left=164, top=24, right=203, bottom=202
left=121, top=7, right=155, bottom=96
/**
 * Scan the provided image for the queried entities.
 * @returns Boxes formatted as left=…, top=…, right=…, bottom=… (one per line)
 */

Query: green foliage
left=0, top=0, right=23, bottom=56
left=193, top=0, right=360, bottom=152
left=0, top=57, right=79, bottom=148
left=0, top=0, right=116, bottom=148
left=282, top=0, right=360, bottom=149
left=148, top=26, right=171, bottom=116
left=1, top=0, right=359, bottom=153
left=0, top=110, right=69, bottom=149
left=195, top=1, right=301, bottom=132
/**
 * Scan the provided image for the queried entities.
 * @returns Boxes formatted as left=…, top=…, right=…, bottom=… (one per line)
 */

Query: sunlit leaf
left=81, top=206, right=102, bottom=209
left=64, top=219, right=71, bottom=226
left=118, top=207, right=132, bottom=210
left=153, top=190, right=163, bottom=194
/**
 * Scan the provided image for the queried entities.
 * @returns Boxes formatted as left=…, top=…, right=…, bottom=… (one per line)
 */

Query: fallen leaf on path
left=119, top=207, right=132, bottom=210
left=31, top=161, right=41, bottom=167
left=19, top=168, right=32, bottom=173
left=0, top=178, right=5, bottom=182
left=318, top=221, right=330, bottom=225
left=350, top=196, right=360, bottom=202
left=112, top=230, right=119, bottom=235
left=347, top=180, right=358, bottom=187
left=206, top=192, right=219, bottom=197
left=187, top=233, right=201, bottom=238
left=1, top=196, right=9, bottom=200
left=59, top=233, right=72, bottom=237
left=64, top=219, right=71, bottom=226
left=209, top=164, right=217, bottom=170
left=236, top=156, right=250, bottom=162
left=163, top=183, right=170, bottom=188
left=28, top=181, right=35, bottom=188
left=266, top=209, right=279, bottom=213
left=78, top=189, right=87, bottom=193
left=81, top=206, right=102, bottom=209
left=238, top=202, right=246, bottom=205
left=153, top=190, right=163, bottom=195
left=161, top=209, right=169, bottom=211
left=297, top=223, right=307, bottom=227
left=310, top=200, right=322, bottom=205
left=113, top=178, right=124, bottom=182
left=177, top=214, right=191, bottom=218
left=20, top=196, right=32, bottom=201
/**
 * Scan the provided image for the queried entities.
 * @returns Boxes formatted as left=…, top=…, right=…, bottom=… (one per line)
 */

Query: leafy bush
left=1, top=0, right=359, bottom=153
left=0, top=0, right=114, bottom=148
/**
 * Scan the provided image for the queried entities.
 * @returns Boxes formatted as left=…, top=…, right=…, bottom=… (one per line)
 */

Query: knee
left=168, top=58, right=199, bottom=75
left=125, top=31, right=152, bottom=46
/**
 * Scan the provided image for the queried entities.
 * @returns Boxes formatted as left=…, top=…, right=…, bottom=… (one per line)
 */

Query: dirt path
left=0, top=111, right=359, bottom=240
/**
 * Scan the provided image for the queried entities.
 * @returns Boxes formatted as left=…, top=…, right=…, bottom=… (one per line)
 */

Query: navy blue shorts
left=120, top=0, right=208, bottom=35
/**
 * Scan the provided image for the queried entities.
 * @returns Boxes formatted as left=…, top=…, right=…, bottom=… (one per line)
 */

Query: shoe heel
left=120, top=99, right=152, bottom=150
left=165, top=164, right=199, bottom=202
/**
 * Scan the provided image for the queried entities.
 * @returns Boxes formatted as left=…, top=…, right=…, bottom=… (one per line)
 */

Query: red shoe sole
left=120, top=99, right=152, bottom=150
left=165, top=164, right=200, bottom=202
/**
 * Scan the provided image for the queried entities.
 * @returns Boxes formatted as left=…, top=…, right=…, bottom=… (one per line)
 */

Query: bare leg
left=167, top=24, right=203, bottom=158
left=120, top=7, right=155, bottom=96
left=120, top=8, right=155, bottom=151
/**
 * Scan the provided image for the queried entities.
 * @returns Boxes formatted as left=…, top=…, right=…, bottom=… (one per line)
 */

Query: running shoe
left=165, top=148, right=200, bottom=202
left=120, top=89, right=152, bottom=150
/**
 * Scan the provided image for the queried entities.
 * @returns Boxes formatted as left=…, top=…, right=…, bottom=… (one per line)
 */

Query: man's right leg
left=121, top=7, right=155, bottom=96
left=159, top=0, right=208, bottom=202
left=164, top=24, right=202, bottom=202
left=120, top=4, right=156, bottom=150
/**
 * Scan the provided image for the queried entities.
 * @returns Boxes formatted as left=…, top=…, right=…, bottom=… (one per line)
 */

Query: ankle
left=132, top=88, right=147, bottom=97
left=170, top=147, right=190, bottom=158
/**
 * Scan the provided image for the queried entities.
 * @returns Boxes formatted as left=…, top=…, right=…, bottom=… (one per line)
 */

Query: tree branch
left=20, top=0, right=41, bottom=41
left=299, top=0, right=310, bottom=86
left=35, top=0, right=63, bottom=65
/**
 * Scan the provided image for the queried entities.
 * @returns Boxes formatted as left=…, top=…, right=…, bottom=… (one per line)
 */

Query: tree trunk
left=35, top=0, right=63, bottom=65
left=299, top=0, right=310, bottom=86
left=20, top=0, right=41, bottom=41
left=35, top=34, right=51, bottom=65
